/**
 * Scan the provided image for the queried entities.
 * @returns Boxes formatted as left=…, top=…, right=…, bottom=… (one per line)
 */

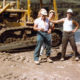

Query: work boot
left=34, top=61, right=40, bottom=65
left=47, top=57, right=53, bottom=63
left=61, top=53, right=65, bottom=61
left=39, top=56, right=42, bottom=62
left=60, top=57, right=65, bottom=61
left=75, top=57, right=79, bottom=61
left=72, top=56, right=79, bottom=61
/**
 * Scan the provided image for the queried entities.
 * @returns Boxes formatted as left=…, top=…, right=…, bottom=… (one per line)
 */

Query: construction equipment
left=0, top=0, right=62, bottom=51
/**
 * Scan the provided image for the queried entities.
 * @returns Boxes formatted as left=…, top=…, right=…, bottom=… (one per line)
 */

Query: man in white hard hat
left=40, top=10, right=55, bottom=57
left=52, top=9, right=79, bottom=61
left=33, top=9, right=52, bottom=65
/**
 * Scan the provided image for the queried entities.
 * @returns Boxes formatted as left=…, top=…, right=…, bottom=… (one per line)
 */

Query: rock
left=10, top=64, right=16, bottom=67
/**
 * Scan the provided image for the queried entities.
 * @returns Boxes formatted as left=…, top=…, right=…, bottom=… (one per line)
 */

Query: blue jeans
left=34, top=31, right=51, bottom=61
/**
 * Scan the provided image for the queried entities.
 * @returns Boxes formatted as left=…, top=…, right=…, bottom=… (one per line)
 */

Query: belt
left=40, top=31, right=48, bottom=33
left=37, top=31, right=48, bottom=34
left=64, top=31, right=72, bottom=33
left=44, top=31, right=48, bottom=33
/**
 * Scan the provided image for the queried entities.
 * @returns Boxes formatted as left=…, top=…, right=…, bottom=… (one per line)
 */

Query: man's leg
left=61, top=32, right=69, bottom=60
left=45, top=33, right=52, bottom=57
left=44, top=33, right=52, bottom=63
left=34, top=34, right=43, bottom=61
left=69, top=33, right=79, bottom=60
left=39, top=43, right=45, bottom=62
left=40, top=43, right=45, bottom=56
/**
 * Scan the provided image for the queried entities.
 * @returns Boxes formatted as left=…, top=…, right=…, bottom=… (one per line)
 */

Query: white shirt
left=63, top=18, right=73, bottom=31
left=34, top=17, right=49, bottom=31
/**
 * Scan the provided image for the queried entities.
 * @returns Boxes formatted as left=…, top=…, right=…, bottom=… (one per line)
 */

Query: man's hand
left=34, top=24, right=44, bottom=32
left=38, top=28, right=44, bottom=32
left=72, top=20, right=79, bottom=33
left=48, top=30, right=51, bottom=34
left=48, top=29, right=51, bottom=34
left=72, top=29, right=77, bottom=33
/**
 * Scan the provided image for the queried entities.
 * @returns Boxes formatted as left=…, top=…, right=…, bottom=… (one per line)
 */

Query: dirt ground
left=0, top=43, right=80, bottom=80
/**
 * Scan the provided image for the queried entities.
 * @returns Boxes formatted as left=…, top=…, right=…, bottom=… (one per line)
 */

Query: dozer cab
left=0, top=0, right=62, bottom=51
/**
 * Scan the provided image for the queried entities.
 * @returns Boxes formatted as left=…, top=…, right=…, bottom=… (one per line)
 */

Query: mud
left=0, top=43, right=80, bottom=80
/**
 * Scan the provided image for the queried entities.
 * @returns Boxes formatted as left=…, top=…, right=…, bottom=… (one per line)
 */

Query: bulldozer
left=0, top=0, right=62, bottom=51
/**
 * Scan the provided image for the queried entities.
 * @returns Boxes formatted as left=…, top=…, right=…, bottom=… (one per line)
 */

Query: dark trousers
left=62, top=32, right=78, bottom=58
left=34, top=31, right=51, bottom=61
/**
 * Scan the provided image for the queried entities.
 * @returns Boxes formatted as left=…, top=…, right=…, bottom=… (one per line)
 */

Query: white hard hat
left=40, top=8, right=46, bottom=11
left=41, top=10, right=47, bottom=15
left=67, top=9, right=73, bottom=13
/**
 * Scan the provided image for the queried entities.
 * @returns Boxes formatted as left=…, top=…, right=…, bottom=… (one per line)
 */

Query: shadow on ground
left=51, top=52, right=80, bottom=61
left=2, top=45, right=35, bottom=53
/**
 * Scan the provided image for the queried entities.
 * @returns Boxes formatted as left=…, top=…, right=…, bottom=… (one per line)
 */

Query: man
left=52, top=9, right=79, bottom=61
left=33, top=9, right=52, bottom=65
left=40, top=10, right=55, bottom=56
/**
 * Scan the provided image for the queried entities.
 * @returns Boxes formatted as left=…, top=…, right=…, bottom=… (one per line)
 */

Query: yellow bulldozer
left=0, top=0, right=62, bottom=51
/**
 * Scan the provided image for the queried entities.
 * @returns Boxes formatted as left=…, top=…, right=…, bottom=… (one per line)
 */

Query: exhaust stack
left=3, top=0, right=6, bottom=7
left=17, top=0, right=20, bottom=9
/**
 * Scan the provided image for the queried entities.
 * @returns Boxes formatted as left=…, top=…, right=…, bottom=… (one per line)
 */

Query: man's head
left=38, top=8, right=46, bottom=17
left=67, top=9, right=73, bottom=19
left=49, top=10, right=55, bottom=19
left=41, top=9, right=47, bottom=20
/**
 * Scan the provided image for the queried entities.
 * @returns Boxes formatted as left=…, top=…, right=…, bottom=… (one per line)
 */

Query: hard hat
left=49, top=10, right=55, bottom=14
left=41, top=10, right=47, bottom=16
left=67, top=9, right=73, bottom=13
left=41, top=8, right=46, bottom=11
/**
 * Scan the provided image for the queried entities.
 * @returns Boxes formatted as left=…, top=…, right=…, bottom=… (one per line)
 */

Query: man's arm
left=51, top=18, right=64, bottom=24
left=33, top=24, right=44, bottom=32
left=72, top=20, right=79, bottom=32
left=48, top=22, right=52, bottom=34
left=52, top=24, right=55, bottom=30
left=33, top=24, right=39, bottom=31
